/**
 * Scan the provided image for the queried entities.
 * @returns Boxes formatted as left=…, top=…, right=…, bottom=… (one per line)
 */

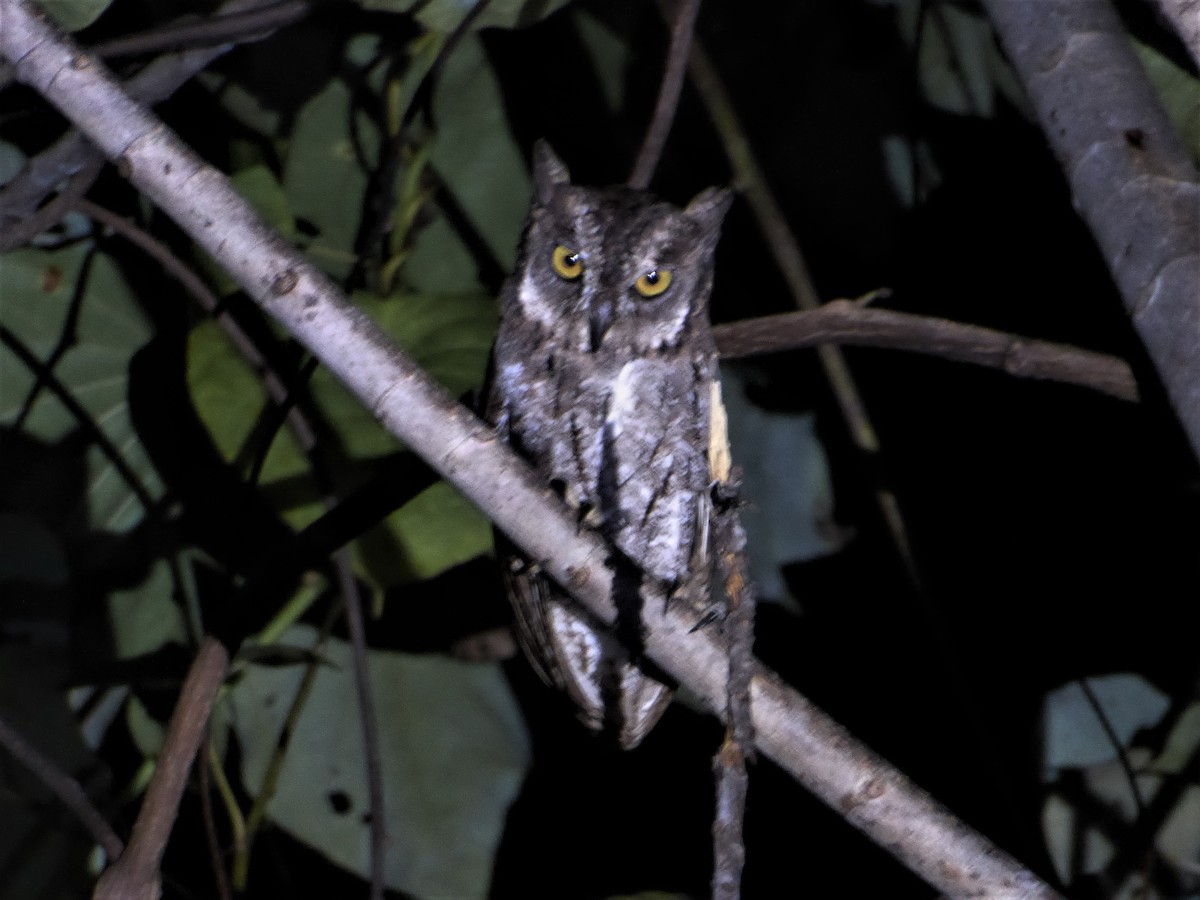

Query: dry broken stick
left=709, top=481, right=755, bottom=900
left=1, top=3, right=1065, bottom=896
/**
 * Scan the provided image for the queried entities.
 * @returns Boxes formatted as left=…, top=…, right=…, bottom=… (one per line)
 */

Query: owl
left=489, top=142, right=732, bottom=748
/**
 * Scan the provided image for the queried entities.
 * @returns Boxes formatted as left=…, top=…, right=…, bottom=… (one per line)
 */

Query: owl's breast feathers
left=495, top=335, right=711, bottom=567
left=601, top=356, right=711, bottom=584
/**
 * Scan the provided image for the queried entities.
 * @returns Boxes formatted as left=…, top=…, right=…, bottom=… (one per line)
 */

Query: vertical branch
left=336, top=553, right=387, bottom=900
left=627, top=0, right=703, bottom=189
left=710, top=493, right=755, bottom=900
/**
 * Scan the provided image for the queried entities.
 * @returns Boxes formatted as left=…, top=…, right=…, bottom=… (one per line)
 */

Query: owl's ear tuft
left=684, top=186, right=733, bottom=234
left=533, top=141, right=572, bottom=204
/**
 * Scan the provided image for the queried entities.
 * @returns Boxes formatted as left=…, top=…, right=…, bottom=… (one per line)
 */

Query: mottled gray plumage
left=490, top=142, right=731, bottom=747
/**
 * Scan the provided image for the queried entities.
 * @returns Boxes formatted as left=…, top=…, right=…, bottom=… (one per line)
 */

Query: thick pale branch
left=981, top=0, right=1200, bottom=458
left=0, top=3, right=1061, bottom=896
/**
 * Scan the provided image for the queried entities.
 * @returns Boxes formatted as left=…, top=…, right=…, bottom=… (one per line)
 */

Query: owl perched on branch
left=490, top=142, right=733, bottom=748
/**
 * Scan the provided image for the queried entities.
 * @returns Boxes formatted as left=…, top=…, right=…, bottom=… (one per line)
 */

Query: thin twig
left=628, top=0, right=703, bottom=189
left=236, top=598, right=342, bottom=889
left=76, top=207, right=380, bottom=896
left=336, top=550, right=386, bottom=900
left=351, top=0, right=491, bottom=289
left=78, top=199, right=320, bottom=450
left=710, top=498, right=755, bottom=900
left=0, top=714, right=124, bottom=861
left=712, top=301, right=1140, bottom=403
left=84, top=191, right=383, bottom=900
left=0, top=326, right=160, bottom=514
left=1078, top=678, right=1146, bottom=818
left=205, top=738, right=245, bottom=895
left=12, top=242, right=96, bottom=430
left=78, top=201, right=221, bottom=311
left=0, top=157, right=104, bottom=251
left=89, top=0, right=311, bottom=60
left=95, top=638, right=230, bottom=900
left=198, top=730, right=233, bottom=900
left=712, top=735, right=749, bottom=900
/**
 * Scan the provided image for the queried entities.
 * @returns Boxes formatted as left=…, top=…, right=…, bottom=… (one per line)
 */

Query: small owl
left=489, top=142, right=732, bottom=748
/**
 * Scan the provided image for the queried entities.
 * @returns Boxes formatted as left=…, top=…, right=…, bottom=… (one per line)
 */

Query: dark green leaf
left=230, top=624, right=529, bottom=899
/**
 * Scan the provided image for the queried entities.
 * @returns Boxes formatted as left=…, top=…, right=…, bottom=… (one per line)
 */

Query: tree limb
left=0, top=3, right=1063, bottom=896
left=981, top=0, right=1200, bottom=458
left=712, top=301, right=1140, bottom=403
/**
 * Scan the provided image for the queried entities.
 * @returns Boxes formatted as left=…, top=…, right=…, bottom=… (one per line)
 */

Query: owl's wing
left=501, top=550, right=674, bottom=748
left=498, top=549, right=568, bottom=693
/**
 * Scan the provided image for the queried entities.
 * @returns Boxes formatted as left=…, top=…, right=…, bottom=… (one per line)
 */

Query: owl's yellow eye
left=633, top=268, right=672, bottom=298
left=551, top=245, right=583, bottom=280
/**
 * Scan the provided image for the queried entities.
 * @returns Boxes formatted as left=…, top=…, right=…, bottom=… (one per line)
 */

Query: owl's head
left=512, top=142, right=732, bottom=356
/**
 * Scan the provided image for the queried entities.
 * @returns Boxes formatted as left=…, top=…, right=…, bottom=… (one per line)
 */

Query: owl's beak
left=588, top=304, right=614, bottom=352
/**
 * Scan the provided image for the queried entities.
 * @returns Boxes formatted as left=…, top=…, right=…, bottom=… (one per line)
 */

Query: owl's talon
left=710, top=476, right=741, bottom=512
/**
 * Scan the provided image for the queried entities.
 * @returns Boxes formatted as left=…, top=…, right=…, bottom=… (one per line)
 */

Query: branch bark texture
left=982, top=0, right=1200, bottom=458
left=0, top=2, right=1062, bottom=896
